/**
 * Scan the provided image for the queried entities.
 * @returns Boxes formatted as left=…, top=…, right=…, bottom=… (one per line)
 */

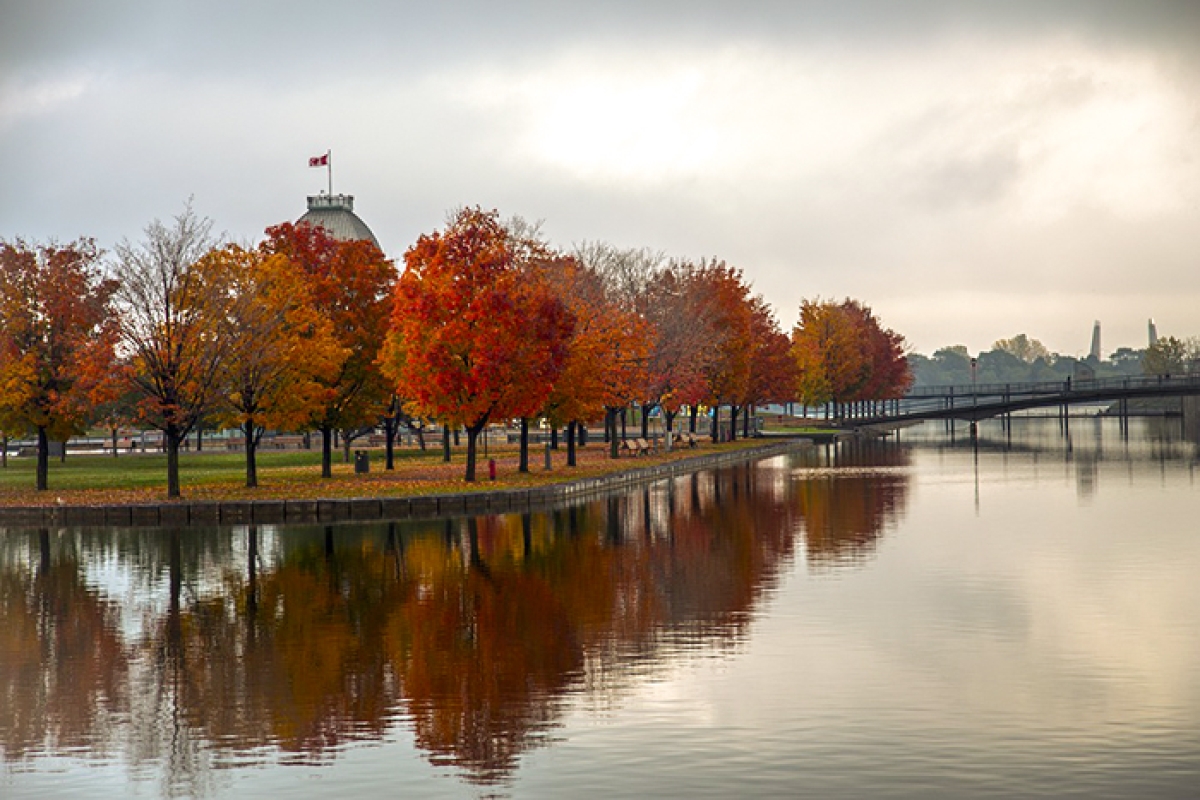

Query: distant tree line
left=908, top=333, right=1198, bottom=387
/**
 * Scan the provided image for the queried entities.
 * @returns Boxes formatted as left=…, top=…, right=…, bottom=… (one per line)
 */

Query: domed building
left=297, top=193, right=381, bottom=249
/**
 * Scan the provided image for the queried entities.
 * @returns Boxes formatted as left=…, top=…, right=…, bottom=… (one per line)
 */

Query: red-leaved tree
left=262, top=222, right=396, bottom=478
left=383, top=208, right=574, bottom=482
left=0, top=239, right=118, bottom=490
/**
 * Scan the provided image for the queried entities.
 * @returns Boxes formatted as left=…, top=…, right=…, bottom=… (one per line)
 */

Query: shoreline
left=0, top=439, right=812, bottom=528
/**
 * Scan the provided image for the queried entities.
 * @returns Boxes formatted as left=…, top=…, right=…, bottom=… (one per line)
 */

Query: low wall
left=0, top=439, right=811, bottom=529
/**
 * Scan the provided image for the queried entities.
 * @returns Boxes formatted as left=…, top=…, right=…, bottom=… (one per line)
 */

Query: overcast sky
left=3, top=0, right=1199, bottom=356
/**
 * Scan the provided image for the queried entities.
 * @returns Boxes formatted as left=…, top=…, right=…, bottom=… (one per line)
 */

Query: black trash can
left=354, top=450, right=370, bottom=474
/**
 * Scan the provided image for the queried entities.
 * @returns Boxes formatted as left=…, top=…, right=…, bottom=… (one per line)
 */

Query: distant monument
left=297, top=193, right=381, bottom=249
left=1088, top=320, right=1101, bottom=360
left=1148, top=318, right=1158, bottom=347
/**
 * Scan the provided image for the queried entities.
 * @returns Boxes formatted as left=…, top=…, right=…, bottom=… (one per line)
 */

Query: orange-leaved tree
left=691, top=259, right=754, bottom=441
left=383, top=207, right=574, bottom=482
left=198, top=245, right=348, bottom=488
left=0, top=238, right=119, bottom=490
left=261, top=222, right=396, bottom=477
left=537, top=255, right=648, bottom=465
left=573, top=241, right=660, bottom=448
left=791, top=298, right=911, bottom=416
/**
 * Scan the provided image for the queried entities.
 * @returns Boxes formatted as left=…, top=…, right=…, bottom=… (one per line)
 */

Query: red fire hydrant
left=488, top=458, right=496, bottom=481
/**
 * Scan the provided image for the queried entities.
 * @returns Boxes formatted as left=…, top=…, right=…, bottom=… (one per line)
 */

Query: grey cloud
left=3, top=0, right=1199, bottom=358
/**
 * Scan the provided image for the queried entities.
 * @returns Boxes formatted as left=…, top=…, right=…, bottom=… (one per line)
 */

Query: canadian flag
left=308, top=153, right=329, bottom=167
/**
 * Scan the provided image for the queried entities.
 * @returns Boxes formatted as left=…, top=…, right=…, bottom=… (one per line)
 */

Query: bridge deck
left=851, top=375, right=1200, bottom=425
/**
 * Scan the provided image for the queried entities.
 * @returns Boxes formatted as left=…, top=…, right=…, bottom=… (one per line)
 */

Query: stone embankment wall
left=0, top=440, right=811, bottom=529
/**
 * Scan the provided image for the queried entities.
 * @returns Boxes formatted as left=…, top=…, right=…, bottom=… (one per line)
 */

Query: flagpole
left=327, top=149, right=333, bottom=196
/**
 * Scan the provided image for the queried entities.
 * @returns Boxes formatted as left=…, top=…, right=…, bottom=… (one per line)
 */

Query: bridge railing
left=905, top=373, right=1200, bottom=399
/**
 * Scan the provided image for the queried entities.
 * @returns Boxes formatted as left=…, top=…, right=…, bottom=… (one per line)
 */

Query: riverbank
left=0, top=438, right=811, bottom=527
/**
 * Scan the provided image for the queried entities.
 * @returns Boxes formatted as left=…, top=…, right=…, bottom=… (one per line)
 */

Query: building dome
left=297, top=194, right=380, bottom=249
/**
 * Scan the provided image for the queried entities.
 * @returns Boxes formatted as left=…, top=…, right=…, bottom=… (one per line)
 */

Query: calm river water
left=2, top=418, right=1198, bottom=798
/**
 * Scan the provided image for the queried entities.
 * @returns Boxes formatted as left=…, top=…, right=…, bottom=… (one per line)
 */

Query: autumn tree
left=1143, top=335, right=1199, bottom=376
left=641, top=263, right=719, bottom=437
left=737, top=295, right=797, bottom=436
left=113, top=204, right=234, bottom=498
left=262, top=222, right=396, bottom=477
left=90, top=362, right=140, bottom=457
left=0, top=239, right=119, bottom=490
left=692, top=260, right=754, bottom=441
left=993, top=333, right=1051, bottom=364
left=791, top=298, right=911, bottom=416
left=198, top=245, right=347, bottom=488
left=383, top=207, right=573, bottom=482
left=572, top=241, right=663, bottom=315
left=532, top=250, right=648, bottom=465
left=574, top=242, right=661, bottom=447
left=843, top=299, right=912, bottom=402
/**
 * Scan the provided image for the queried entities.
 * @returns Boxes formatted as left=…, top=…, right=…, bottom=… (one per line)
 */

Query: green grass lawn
left=0, top=436, right=782, bottom=505
left=0, top=448, right=430, bottom=492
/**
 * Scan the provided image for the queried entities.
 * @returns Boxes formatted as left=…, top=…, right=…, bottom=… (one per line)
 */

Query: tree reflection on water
left=0, top=451, right=911, bottom=790
left=791, top=440, right=911, bottom=570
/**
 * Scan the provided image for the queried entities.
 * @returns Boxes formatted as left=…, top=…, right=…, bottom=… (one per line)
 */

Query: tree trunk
left=342, top=430, right=352, bottom=464
left=621, top=407, right=627, bottom=440
left=711, top=404, right=720, bottom=443
left=442, top=426, right=451, bottom=462
left=689, top=406, right=699, bottom=433
left=36, top=425, right=48, bottom=491
left=2, top=433, right=7, bottom=468
left=664, top=409, right=675, bottom=433
left=384, top=416, right=397, bottom=470
left=243, top=420, right=258, bottom=488
left=550, top=425, right=559, bottom=450
left=729, top=405, right=740, bottom=441
left=641, top=405, right=650, bottom=439
left=519, top=418, right=530, bottom=473
left=320, top=425, right=333, bottom=478
left=166, top=424, right=183, bottom=498
left=415, top=423, right=426, bottom=450
left=607, top=408, right=620, bottom=459
left=196, top=422, right=203, bottom=452
left=464, top=421, right=486, bottom=482
left=111, top=427, right=119, bottom=458
left=745, top=404, right=752, bottom=437
left=567, top=420, right=577, bottom=467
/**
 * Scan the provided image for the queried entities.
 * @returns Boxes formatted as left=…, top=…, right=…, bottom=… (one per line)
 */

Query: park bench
left=636, top=437, right=656, bottom=454
left=675, top=432, right=698, bottom=448
left=620, top=439, right=652, bottom=456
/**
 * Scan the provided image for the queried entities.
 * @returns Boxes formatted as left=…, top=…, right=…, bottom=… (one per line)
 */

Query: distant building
left=1148, top=318, right=1158, bottom=347
left=1089, top=320, right=1101, bottom=360
left=297, top=193, right=380, bottom=249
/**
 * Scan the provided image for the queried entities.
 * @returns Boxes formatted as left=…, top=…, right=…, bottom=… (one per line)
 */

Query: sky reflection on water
left=2, top=418, right=1199, bottom=798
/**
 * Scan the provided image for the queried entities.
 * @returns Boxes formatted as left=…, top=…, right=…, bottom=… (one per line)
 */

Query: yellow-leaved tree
left=198, top=245, right=348, bottom=488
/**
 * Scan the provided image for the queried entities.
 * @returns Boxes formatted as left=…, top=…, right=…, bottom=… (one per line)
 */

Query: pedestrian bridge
left=847, top=374, right=1200, bottom=427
